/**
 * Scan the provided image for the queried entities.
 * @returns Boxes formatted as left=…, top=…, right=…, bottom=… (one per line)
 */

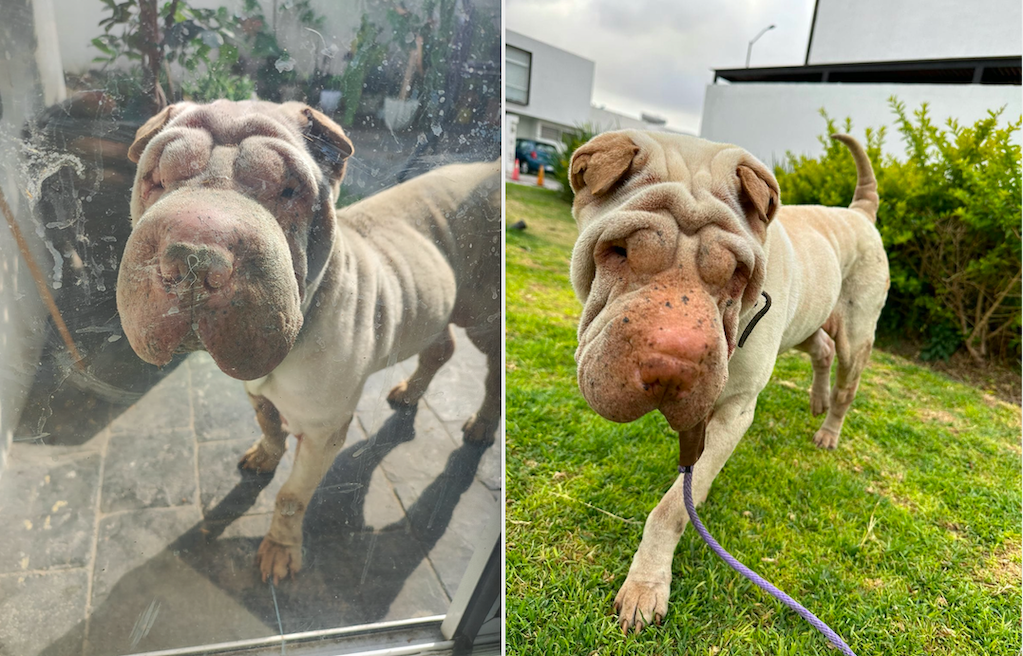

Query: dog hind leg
left=812, top=318, right=874, bottom=450
left=796, top=328, right=835, bottom=417
left=387, top=324, right=456, bottom=407
left=239, top=393, right=289, bottom=473
left=462, top=325, right=501, bottom=444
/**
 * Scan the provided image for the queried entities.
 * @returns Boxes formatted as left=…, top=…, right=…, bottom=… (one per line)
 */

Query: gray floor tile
left=378, top=408, right=463, bottom=499
left=197, top=437, right=295, bottom=518
left=274, top=530, right=450, bottom=631
left=423, top=480, right=499, bottom=598
left=91, top=506, right=204, bottom=607
left=86, top=506, right=273, bottom=655
left=443, top=418, right=504, bottom=492
left=101, top=427, right=196, bottom=513
left=422, top=329, right=489, bottom=424
left=0, top=569, right=88, bottom=656
left=356, top=360, right=416, bottom=432
left=106, top=370, right=191, bottom=435
left=188, top=354, right=262, bottom=443
left=4, top=327, right=501, bottom=654
left=0, top=445, right=101, bottom=573
left=305, top=423, right=409, bottom=535
left=387, top=437, right=498, bottom=599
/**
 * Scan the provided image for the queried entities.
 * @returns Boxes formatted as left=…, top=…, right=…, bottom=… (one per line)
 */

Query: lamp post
left=745, top=24, right=776, bottom=68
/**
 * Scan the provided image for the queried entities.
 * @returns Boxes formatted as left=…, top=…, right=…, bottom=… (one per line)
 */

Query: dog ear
left=128, top=104, right=184, bottom=163
left=570, top=132, right=639, bottom=197
left=736, top=161, right=780, bottom=227
left=298, top=106, right=354, bottom=185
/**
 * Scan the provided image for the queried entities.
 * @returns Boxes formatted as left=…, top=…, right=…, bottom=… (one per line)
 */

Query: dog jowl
left=568, top=129, right=888, bottom=631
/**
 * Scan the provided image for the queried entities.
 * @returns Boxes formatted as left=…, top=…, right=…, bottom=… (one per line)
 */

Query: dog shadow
left=39, top=407, right=489, bottom=656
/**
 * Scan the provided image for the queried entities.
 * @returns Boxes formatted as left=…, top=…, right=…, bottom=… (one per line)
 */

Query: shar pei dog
left=117, top=99, right=501, bottom=583
left=568, top=130, right=888, bottom=631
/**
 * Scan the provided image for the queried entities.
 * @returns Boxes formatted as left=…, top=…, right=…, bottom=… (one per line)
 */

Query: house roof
left=713, top=56, right=1022, bottom=86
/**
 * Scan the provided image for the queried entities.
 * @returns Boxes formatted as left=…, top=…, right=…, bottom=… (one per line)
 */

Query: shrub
left=775, top=100, right=1021, bottom=363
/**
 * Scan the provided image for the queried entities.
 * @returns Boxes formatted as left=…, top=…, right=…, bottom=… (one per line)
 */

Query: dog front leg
left=257, top=418, right=351, bottom=583
left=239, top=393, right=289, bottom=473
left=615, top=396, right=757, bottom=633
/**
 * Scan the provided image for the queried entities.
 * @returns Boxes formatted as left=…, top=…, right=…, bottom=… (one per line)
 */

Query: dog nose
left=637, top=354, right=699, bottom=398
left=160, top=242, right=234, bottom=289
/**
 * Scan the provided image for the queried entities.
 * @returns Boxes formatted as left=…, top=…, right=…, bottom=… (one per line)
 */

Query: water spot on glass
left=275, top=56, right=296, bottom=73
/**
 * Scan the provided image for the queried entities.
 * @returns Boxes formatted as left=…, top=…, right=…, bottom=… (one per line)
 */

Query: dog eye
left=600, top=243, right=627, bottom=259
left=280, top=187, right=296, bottom=199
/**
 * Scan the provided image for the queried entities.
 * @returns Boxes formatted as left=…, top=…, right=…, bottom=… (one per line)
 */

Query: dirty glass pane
left=0, top=1, right=502, bottom=654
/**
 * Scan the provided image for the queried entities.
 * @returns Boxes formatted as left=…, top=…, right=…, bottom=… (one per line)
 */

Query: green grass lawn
left=504, top=183, right=1022, bottom=655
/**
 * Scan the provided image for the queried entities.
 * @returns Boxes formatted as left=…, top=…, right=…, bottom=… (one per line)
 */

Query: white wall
left=505, top=29, right=594, bottom=130
left=701, top=82, right=1022, bottom=168
left=807, top=0, right=1022, bottom=64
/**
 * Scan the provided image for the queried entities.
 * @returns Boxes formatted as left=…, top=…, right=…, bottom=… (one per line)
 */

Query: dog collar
left=736, top=291, right=772, bottom=349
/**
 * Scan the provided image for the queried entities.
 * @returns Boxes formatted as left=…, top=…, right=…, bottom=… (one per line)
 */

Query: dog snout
left=160, top=242, right=234, bottom=290
left=634, top=326, right=709, bottom=399
left=637, top=353, right=699, bottom=398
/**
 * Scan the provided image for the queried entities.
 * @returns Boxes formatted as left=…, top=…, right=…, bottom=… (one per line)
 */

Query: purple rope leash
left=681, top=465, right=857, bottom=656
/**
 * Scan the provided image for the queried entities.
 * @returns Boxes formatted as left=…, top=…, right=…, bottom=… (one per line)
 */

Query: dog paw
left=614, top=577, right=669, bottom=634
left=812, top=427, right=840, bottom=450
left=386, top=380, right=419, bottom=409
left=810, top=391, right=830, bottom=417
left=257, top=536, right=302, bottom=584
left=239, top=439, right=284, bottom=473
left=462, top=413, right=498, bottom=445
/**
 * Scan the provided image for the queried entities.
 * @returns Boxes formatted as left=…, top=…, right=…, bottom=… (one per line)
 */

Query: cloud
left=507, top=0, right=816, bottom=132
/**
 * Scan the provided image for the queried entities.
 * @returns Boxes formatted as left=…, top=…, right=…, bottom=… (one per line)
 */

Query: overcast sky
left=506, top=0, right=818, bottom=134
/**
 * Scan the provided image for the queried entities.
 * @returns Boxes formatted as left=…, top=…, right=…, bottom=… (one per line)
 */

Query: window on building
left=540, top=125, right=561, bottom=141
left=506, top=46, right=531, bottom=105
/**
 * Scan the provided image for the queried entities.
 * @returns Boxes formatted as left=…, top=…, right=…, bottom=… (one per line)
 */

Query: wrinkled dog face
left=117, top=100, right=352, bottom=380
left=569, top=131, right=779, bottom=461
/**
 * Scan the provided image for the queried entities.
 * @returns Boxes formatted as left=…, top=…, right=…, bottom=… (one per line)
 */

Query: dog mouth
left=172, top=323, right=204, bottom=354
left=116, top=189, right=305, bottom=381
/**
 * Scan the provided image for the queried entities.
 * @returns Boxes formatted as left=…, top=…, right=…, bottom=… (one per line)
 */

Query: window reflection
left=0, top=1, right=501, bottom=654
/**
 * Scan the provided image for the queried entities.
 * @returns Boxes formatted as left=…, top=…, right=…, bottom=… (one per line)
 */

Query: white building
left=504, top=29, right=680, bottom=168
left=700, top=0, right=1022, bottom=166
left=505, top=30, right=596, bottom=145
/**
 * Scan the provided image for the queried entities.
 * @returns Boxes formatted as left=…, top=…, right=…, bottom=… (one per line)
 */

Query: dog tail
left=830, top=134, right=879, bottom=222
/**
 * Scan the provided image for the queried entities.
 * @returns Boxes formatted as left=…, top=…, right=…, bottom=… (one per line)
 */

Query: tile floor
left=0, top=329, right=501, bottom=656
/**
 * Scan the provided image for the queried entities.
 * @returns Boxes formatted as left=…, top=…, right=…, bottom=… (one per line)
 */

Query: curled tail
left=830, top=133, right=878, bottom=222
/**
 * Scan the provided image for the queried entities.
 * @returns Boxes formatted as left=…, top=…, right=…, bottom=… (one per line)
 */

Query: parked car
left=515, top=138, right=561, bottom=174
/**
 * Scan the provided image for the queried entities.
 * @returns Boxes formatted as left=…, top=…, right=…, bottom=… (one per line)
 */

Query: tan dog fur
left=568, top=129, right=888, bottom=632
left=117, top=100, right=501, bottom=583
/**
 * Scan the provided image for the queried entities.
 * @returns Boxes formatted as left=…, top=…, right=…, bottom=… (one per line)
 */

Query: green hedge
left=775, top=99, right=1021, bottom=363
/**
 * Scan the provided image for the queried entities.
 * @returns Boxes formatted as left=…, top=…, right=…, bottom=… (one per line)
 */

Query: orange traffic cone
left=536, top=166, right=545, bottom=187
left=511, top=159, right=520, bottom=181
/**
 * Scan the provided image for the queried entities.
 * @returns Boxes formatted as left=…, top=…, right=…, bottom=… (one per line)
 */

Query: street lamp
left=745, top=24, right=776, bottom=68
